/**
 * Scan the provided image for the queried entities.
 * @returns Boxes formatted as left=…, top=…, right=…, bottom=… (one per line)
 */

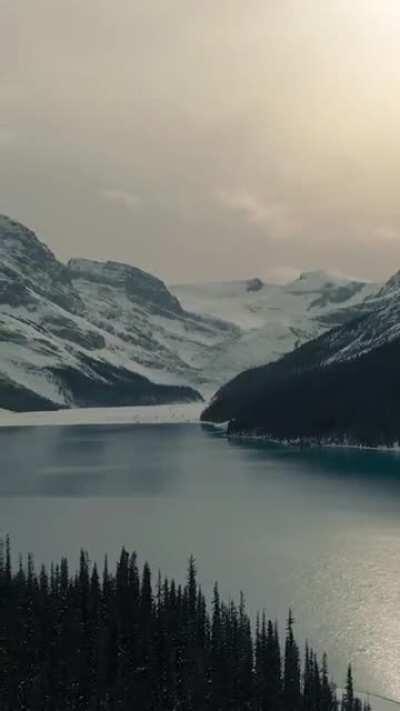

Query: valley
left=0, top=215, right=380, bottom=411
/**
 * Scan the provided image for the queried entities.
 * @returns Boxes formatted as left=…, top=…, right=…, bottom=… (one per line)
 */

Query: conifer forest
left=0, top=538, right=370, bottom=711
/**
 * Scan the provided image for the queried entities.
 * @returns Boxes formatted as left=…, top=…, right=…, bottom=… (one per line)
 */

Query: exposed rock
left=245, top=278, right=264, bottom=293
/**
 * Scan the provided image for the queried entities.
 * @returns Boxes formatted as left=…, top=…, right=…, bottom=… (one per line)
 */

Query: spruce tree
left=283, top=610, right=301, bottom=711
left=343, top=665, right=354, bottom=711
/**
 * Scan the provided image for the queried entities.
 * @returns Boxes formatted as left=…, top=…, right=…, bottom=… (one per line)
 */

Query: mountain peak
left=245, top=277, right=264, bottom=292
left=379, top=269, right=400, bottom=296
left=0, top=214, right=50, bottom=254
left=293, top=270, right=346, bottom=286
left=299, top=269, right=330, bottom=280
left=68, top=258, right=160, bottom=283
left=0, top=215, right=83, bottom=312
left=0, top=214, right=26, bottom=232
left=68, top=258, right=183, bottom=315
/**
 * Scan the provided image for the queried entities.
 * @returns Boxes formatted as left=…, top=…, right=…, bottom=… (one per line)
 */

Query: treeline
left=202, top=335, right=400, bottom=448
left=0, top=538, right=369, bottom=711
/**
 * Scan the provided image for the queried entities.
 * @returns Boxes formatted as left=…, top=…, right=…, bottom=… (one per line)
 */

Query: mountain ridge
left=0, top=215, right=383, bottom=412
left=0, top=216, right=204, bottom=410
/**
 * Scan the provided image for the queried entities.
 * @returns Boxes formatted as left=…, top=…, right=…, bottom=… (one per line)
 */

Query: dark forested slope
left=0, top=539, right=368, bottom=711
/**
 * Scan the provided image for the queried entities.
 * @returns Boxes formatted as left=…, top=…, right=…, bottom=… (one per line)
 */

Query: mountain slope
left=0, top=216, right=203, bottom=410
left=173, top=271, right=375, bottom=331
left=172, top=273, right=377, bottom=383
left=201, top=276, right=400, bottom=446
left=67, top=258, right=235, bottom=390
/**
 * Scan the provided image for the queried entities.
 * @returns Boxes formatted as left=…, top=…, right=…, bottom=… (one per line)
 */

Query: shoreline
left=202, top=422, right=400, bottom=453
left=228, top=432, right=400, bottom=453
left=0, top=402, right=204, bottom=428
left=1, top=404, right=400, bottom=458
left=338, top=690, right=400, bottom=711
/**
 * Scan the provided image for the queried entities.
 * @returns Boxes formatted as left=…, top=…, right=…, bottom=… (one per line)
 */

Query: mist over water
left=1, top=423, right=400, bottom=699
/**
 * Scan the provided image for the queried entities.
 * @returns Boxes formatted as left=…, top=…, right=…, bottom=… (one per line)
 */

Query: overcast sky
left=1, top=1, right=400, bottom=283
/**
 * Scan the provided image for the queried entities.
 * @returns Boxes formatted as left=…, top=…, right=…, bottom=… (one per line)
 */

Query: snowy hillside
left=0, top=217, right=206, bottom=410
left=309, top=270, right=400, bottom=367
left=172, top=273, right=377, bottom=384
left=68, top=258, right=235, bottom=390
left=173, top=272, right=376, bottom=329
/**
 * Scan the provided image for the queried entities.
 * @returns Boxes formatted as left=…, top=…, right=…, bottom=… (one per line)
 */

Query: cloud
left=264, top=266, right=300, bottom=284
left=216, top=189, right=271, bottom=224
left=0, top=128, right=16, bottom=148
left=216, top=189, right=293, bottom=237
left=374, top=226, right=399, bottom=242
left=101, top=189, right=143, bottom=211
left=2, top=1, right=400, bottom=282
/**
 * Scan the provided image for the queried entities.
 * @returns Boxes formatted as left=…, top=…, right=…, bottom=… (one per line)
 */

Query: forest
left=202, top=329, right=400, bottom=447
left=0, top=538, right=370, bottom=711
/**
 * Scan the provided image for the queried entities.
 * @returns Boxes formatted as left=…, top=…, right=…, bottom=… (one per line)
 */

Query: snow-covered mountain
left=0, top=215, right=381, bottom=411
left=173, top=271, right=375, bottom=329
left=172, top=272, right=377, bottom=385
left=301, top=269, right=400, bottom=366
left=0, top=216, right=207, bottom=410
left=202, top=268, right=400, bottom=446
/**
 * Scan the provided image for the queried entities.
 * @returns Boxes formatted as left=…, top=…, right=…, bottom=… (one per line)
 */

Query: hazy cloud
left=0, top=128, right=16, bottom=148
left=216, top=189, right=293, bottom=239
left=217, top=190, right=276, bottom=225
left=1, top=1, right=400, bottom=282
left=263, top=266, right=301, bottom=284
left=101, top=189, right=143, bottom=211
left=374, top=226, right=399, bottom=242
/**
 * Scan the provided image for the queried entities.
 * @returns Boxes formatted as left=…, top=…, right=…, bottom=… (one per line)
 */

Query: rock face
left=245, top=278, right=264, bottom=293
left=68, top=259, right=183, bottom=315
left=201, top=270, right=400, bottom=446
left=0, top=216, right=83, bottom=313
left=0, top=215, right=382, bottom=413
left=66, top=259, right=235, bottom=391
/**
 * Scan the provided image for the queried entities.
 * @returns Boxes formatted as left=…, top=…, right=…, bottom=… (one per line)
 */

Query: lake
left=0, top=422, right=399, bottom=701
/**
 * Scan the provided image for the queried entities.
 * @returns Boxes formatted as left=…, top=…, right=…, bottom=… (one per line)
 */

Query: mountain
left=173, top=271, right=375, bottom=331
left=0, top=216, right=203, bottom=410
left=67, top=258, right=235, bottom=391
left=201, top=271, right=400, bottom=447
left=0, top=215, right=83, bottom=314
left=172, top=272, right=377, bottom=385
left=0, top=215, right=380, bottom=412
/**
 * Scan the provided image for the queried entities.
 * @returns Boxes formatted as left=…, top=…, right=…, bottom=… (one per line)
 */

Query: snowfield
left=171, top=272, right=378, bottom=386
left=172, top=272, right=377, bottom=330
left=0, top=402, right=204, bottom=428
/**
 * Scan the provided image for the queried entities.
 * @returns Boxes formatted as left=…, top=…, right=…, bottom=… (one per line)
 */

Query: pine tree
left=210, top=582, right=224, bottom=709
left=321, top=653, right=335, bottom=711
left=303, top=642, right=313, bottom=711
left=283, top=610, right=301, bottom=711
left=342, top=665, right=354, bottom=711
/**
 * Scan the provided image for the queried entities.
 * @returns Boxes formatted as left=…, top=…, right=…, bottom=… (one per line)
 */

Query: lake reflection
left=0, top=423, right=399, bottom=700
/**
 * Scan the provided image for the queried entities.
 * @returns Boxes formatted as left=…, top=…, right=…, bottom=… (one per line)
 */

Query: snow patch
left=0, top=402, right=204, bottom=428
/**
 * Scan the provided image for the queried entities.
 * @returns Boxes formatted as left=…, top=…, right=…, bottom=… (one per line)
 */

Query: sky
left=1, top=0, right=400, bottom=283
